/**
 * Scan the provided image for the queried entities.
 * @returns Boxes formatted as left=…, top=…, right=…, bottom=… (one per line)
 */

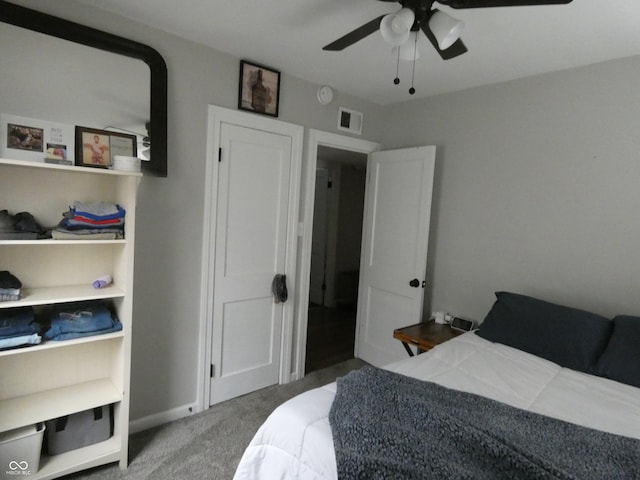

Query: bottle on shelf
left=251, top=69, right=267, bottom=112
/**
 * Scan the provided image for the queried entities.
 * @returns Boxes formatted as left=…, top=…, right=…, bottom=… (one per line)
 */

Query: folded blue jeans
left=47, top=319, right=122, bottom=341
left=0, top=307, right=38, bottom=338
left=0, top=333, right=41, bottom=350
left=44, top=301, right=117, bottom=340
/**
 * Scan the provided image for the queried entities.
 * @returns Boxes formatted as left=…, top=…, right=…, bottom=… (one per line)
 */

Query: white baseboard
left=129, top=401, right=200, bottom=434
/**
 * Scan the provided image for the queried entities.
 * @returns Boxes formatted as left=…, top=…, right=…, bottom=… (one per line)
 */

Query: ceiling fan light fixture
left=428, top=10, right=464, bottom=50
left=392, top=32, right=420, bottom=61
left=380, top=7, right=415, bottom=46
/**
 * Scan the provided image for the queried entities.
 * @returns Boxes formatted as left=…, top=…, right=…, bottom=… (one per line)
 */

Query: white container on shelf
left=0, top=423, right=45, bottom=475
left=112, top=155, right=140, bottom=172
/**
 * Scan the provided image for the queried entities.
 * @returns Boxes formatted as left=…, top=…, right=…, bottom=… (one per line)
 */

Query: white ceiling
left=76, top=0, right=640, bottom=105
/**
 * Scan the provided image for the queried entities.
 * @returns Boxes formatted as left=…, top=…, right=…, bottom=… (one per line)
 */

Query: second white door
left=356, top=146, right=436, bottom=366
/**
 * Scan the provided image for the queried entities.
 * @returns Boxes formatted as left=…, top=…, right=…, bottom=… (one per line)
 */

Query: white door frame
left=198, top=106, right=303, bottom=410
left=293, top=129, right=380, bottom=380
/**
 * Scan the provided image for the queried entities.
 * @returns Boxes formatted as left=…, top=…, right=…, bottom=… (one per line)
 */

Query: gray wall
left=10, top=0, right=385, bottom=421
left=380, top=56, right=640, bottom=324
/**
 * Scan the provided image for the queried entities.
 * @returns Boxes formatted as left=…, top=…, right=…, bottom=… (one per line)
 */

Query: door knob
left=409, top=278, right=420, bottom=288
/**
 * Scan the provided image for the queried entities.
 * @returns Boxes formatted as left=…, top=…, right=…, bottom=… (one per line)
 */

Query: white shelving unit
left=0, top=158, right=140, bottom=479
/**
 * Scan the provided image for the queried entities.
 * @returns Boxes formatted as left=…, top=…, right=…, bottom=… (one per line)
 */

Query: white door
left=206, top=112, right=301, bottom=406
left=355, top=146, right=436, bottom=366
left=309, top=168, right=329, bottom=306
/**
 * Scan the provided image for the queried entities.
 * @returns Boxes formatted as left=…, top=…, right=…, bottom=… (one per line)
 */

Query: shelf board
left=0, top=331, right=124, bottom=358
left=0, top=239, right=126, bottom=246
left=0, top=284, right=125, bottom=309
left=0, top=379, right=122, bottom=432
left=0, top=157, right=142, bottom=177
left=32, top=435, right=122, bottom=480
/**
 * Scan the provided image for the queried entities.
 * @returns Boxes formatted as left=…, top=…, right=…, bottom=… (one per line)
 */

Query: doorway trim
left=293, top=130, right=380, bottom=380
left=199, top=105, right=303, bottom=410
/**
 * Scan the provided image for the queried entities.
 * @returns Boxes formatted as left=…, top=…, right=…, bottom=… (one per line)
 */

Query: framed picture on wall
left=238, top=60, right=280, bottom=117
left=75, top=126, right=136, bottom=168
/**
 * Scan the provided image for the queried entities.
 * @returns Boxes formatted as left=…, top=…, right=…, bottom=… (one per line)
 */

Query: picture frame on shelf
left=1, top=113, right=75, bottom=164
left=238, top=60, right=280, bottom=117
left=7, top=123, right=42, bottom=152
left=75, top=126, right=136, bottom=169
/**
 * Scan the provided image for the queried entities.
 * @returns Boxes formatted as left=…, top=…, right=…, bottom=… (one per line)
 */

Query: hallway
left=305, top=304, right=357, bottom=374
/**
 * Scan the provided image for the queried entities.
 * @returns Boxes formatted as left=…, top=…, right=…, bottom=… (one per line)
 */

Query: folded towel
left=0, top=271, right=22, bottom=289
left=61, top=211, right=124, bottom=229
left=0, top=288, right=20, bottom=296
left=70, top=201, right=125, bottom=220
left=51, top=229, right=117, bottom=240
left=0, top=294, right=20, bottom=302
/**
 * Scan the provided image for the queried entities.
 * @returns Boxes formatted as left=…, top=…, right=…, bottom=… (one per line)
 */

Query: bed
left=233, top=292, right=640, bottom=479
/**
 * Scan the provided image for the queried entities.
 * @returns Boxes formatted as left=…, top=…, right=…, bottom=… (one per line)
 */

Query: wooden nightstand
left=393, top=320, right=463, bottom=356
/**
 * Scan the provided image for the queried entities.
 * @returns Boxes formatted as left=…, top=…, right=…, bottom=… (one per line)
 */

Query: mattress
left=233, top=331, right=640, bottom=480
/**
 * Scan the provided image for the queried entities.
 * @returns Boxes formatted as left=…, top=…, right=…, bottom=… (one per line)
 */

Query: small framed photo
left=1, top=114, right=75, bottom=164
left=7, top=123, right=43, bottom=152
left=75, top=126, right=136, bottom=168
left=238, top=60, right=280, bottom=117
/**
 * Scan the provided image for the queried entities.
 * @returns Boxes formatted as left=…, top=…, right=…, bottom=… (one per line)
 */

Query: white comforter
left=233, top=332, right=640, bottom=480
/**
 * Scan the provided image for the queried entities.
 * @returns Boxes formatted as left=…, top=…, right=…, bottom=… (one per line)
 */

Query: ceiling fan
left=323, top=0, right=574, bottom=61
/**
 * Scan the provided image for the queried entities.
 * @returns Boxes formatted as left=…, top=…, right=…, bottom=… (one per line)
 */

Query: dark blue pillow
left=477, top=292, right=612, bottom=374
left=595, top=316, right=640, bottom=388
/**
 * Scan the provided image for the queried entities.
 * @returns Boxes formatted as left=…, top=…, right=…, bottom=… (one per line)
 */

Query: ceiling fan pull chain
left=409, top=31, right=418, bottom=95
left=394, top=47, right=401, bottom=85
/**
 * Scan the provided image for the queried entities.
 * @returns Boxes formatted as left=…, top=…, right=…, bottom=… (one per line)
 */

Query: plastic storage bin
left=44, top=405, right=113, bottom=455
left=0, top=423, right=45, bottom=475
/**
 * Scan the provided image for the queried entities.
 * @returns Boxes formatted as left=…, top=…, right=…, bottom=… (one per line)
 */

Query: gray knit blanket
left=329, top=366, right=640, bottom=480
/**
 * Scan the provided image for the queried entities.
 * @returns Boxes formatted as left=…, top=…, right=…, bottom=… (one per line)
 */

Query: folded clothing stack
left=0, top=210, right=43, bottom=240
left=42, top=300, right=122, bottom=341
left=0, top=270, right=22, bottom=302
left=0, top=306, right=41, bottom=350
left=53, top=201, right=126, bottom=240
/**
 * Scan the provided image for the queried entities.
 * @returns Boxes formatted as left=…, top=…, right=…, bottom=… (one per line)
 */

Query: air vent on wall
left=337, top=107, right=363, bottom=135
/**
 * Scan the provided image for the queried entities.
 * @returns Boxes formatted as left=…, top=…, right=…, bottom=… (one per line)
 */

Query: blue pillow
left=477, top=292, right=612, bottom=374
left=595, top=316, right=640, bottom=388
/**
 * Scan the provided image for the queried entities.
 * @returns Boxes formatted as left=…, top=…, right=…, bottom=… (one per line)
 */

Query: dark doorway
left=305, top=147, right=366, bottom=374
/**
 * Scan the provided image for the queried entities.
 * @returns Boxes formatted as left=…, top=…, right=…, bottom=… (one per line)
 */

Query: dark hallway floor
left=305, top=304, right=357, bottom=374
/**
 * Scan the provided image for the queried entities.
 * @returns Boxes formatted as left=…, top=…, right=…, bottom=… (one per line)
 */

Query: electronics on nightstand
left=434, top=311, right=453, bottom=324
left=450, top=317, right=476, bottom=332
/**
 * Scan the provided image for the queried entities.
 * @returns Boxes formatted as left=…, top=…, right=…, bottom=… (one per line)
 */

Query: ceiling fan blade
left=323, top=15, right=386, bottom=51
left=421, top=20, right=468, bottom=60
left=439, top=0, right=572, bottom=8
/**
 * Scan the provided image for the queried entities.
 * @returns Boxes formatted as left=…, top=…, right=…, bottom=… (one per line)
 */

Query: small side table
left=393, top=320, right=462, bottom=356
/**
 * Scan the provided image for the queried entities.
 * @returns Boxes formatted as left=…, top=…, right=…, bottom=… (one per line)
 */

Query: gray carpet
left=69, top=358, right=367, bottom=480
